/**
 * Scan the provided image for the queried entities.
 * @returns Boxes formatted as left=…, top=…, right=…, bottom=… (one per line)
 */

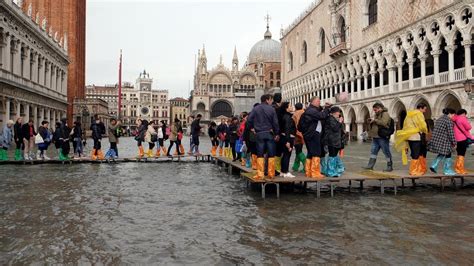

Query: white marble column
left=357, top=122, right=364, bottom=142
left=22, top=46, right=30, bottom=79
left=5, top=98, right=10, bottom=122
left=431, top=50, right=441, bottom=85
left=419, top=54, right=427, bottom=87
left=446, top=45, right=456, bottom=82
left=25, top=104, right=30, bottom=122
left=51, top=65, right=57, bottom=91
left=33, top=105, right=38, bottom=128
left=396, top=62, right=403, bottom=91
left=13, top=41, right=21, bottom=76
left=16, top=101, right=20, bottom=119
left=463, top=40, right=472, bottom=79
left=52, top=110, right=56, bottom=124
left=30, top=52, right=38, bottom=82
left=44, top=61, right=51, bottom=89
left=38, top=56, right=45, bottom=85
left=407, top=58, right=415, bottom=89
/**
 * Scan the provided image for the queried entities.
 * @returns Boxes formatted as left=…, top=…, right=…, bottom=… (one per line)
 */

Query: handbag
left=34, top=134, right=44, bottom=144
left=235, top=139, right=243, bottom=153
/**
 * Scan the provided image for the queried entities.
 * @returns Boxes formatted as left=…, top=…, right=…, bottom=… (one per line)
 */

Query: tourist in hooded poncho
left=428, top=108, right=457, bottom=175
left=452, top=109, right=473, bottom=174
left=394, top=103, right=428, bottom=176
left=0, top=120, right=14, bottom=161
left=324, top=106, right=345, bottom=177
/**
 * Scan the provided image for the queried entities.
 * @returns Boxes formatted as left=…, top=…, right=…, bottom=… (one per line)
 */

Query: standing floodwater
left=1, top=161, right=474, bottom=264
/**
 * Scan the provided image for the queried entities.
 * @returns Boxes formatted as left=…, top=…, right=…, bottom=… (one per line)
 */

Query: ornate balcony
left=329, top=42, right=348, bottom=58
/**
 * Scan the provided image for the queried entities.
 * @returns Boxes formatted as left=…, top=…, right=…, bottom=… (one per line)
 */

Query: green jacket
left=369, top=108, right=391, bottom=138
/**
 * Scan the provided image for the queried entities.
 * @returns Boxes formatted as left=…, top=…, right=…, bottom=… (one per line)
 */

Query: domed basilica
left=190, top=21, right=282, bottom=123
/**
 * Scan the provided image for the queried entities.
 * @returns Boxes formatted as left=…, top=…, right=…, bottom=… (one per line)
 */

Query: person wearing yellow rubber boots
left=135, top=119, right=147, bottom=159
left=248, top=94, right=279, bottom=180
left=452, top=109, right=473, bottom=174
left=90, top=115, right=106, bottom=161
left=208, top=122, right=218, bottom=156
left=272, top=93, right=283, bottom=174
left=243, top=104, right=259, bottom=170
left=395, top=103, right=428, bottom=176
left=145, top=121, right=157, bottom=158
left=216, top=118, right=228, bottom=157
left=298, top=96, right=331, bottom=179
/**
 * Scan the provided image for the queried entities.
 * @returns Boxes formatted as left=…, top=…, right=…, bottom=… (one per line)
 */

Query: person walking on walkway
left=155, top=121, right=168, bottom=157
left=292, top=103, right=306, bottom=173
left=216, top=118, right=228, bottom=157
left=243, top=104, right=259, bottom=170
left=37, top=121, right=51, bottom=160
left=90, top=115, right=106, bottom=160
left=208, top=121, right=218, bottom=156
left=428, top=108, right=457, bottom=175
left=452, top=109, right=472, bottom=174
left=145, top=121, right=157, bottom=158
left=167, top=118, right=182, bottom=157
left=229, top=117, right=239, bottom=161
left=0, top=120, right=14, bottom=161
left=21, top=119, right=36, bottom=160
left=363, top=103, right=394, bottom=172
left=248, top=94, right=279, bottom=179
left=106, top=118, right=121, bottom=159
left=13, top=118, right=23, bottom=161
left=280, top=102, right=296, bottom=178
left=298, top=96, right=330, bottom=179
left=191, top=114, right=202, bottom=156
left=71, top=121, right=84, bottom=159
left=135, top=119, right=147, bottom=159
left=395, top=103, right=428, bottom=176
left=324, top=106, right=345, bottom=177
left=58, top=118, right=71, bottom=161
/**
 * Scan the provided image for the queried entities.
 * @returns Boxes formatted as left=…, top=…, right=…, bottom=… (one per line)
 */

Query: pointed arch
left=318, top=28, right=326, bottom=54
left=302, top=41, right=308, bottom=64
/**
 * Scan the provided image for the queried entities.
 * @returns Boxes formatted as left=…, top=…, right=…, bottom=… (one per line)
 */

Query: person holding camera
left=363, top=103, right=393, bottom=172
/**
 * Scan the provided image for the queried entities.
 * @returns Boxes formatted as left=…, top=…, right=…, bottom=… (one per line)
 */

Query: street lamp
left=464, top=79, right=474, bottom=100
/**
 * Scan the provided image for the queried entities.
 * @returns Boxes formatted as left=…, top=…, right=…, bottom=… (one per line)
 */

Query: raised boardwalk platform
left=211, top=156, right=474, bottom=199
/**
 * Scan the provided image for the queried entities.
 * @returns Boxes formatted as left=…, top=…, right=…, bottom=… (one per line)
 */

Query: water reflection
left=1, top=163, right=474, bottom=264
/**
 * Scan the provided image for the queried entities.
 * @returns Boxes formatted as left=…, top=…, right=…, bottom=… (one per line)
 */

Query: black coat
left=300, top=105, right=330, bottom=138
left=14, top=122, right=22, bottom=142
left=281, top=112, right=296, bottom=138
left=21, top=123, right=36, bottom=140
left=324, top=115, right=344, bottom=149
left=228, top=124, right=239, bottom=143
left=90, top=121, right=105, bottom=139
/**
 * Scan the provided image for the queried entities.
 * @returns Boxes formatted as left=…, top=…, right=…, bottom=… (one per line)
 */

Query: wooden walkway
left=0, top=154, right=212, bottom=165
left=211, top=156, right=474, bottom=199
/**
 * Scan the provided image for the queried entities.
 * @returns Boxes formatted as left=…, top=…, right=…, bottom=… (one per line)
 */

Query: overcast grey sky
left=86, top=0, right=311, bottom=98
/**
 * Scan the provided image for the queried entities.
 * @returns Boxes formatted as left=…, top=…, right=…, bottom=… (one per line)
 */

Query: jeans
left=256, top=131, right=276, bottom=158
left=74, top=139, right=83, bottom=155
left=370, top=137, right=392, bottom=160
left=168, top=140, right=181, bottom=156
left=110, top=142, right=118, bottom=156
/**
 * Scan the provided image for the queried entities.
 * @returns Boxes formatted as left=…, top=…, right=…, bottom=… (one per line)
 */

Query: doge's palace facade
left=281, top=0, right=473, bottom=140
left=0, top=0, right=69, bottom=129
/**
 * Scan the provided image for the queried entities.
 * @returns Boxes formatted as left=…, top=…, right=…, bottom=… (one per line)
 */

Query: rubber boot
left=58, top=148, right=67, bottom=161
left=419, top=155, right=427, bottom=174
left=211, top=146, right=216, bottom=156
left=179, top=144, right=185, bottom=154
left=253, top=158, right=265, bottom=180
left=298, top=153, right=306, bottom=173
left=91, top=149, right=97, bottom=160
left=409, top=159, right=423, bottom=176
left=137, top=146, right=144, bottom=159
left=162, top=147, right=167, bottom=155
left=245, top=156, right=251, bottom=168
left=292, top=153, right=301, bottom=172
left=241, top=155, right=246, bottom=166
left=275, top=156, right=281, bottom=172
left=430, top=155, right=444, bottom=173
left=97, top=150, right=105, bottom=160
left=363, top=158, right=376, bottom=170
left=147, top=149, right=153, bottom=158
left=14, top=149, right=22, bottom=161
left=443, top=157, right=456, bottom=176
left=218, top=147, right=223, bottom=156
left=251, top=154, right=257, bottom=170
left=335, top=156, right=345, bottom=175
left=268, top=157, right=276, bottom=179
left=311, top=157, right=324, bottom=179
left=155, top=148, right=161, bottom=157
left=320, top=156, right=328, bottom=176
left=455, top=156, right=468, bottom=175
left=3, top=149, right=9, bottom=161
left=326, top=157, right=340, bottom=177
left=383, top=160, right=393, bottom=172
left=305, top=158, right=312, bottom=178
left=0, top=149, right=6, bottom=161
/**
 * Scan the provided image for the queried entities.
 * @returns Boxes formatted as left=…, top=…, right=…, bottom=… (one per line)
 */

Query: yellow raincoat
left=394, top=110, right=428, bottom=165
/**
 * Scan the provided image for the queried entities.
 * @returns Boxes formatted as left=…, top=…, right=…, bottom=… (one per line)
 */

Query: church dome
left=248, top=26, right=281, bottom=64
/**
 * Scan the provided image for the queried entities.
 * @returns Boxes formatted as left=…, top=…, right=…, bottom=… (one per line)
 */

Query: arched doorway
left=413, top=97, right=432, bottom=119
left=211, top=100, right=233, bottom=118
left=360, top=105, right=371, bottom=132
left=196, top=102, right=206, bottom=117
left=438, top=93, right=462, bottom=113
left=347, top=108, right=357, bottom=141
left=392, top=100, right=407, bottom=130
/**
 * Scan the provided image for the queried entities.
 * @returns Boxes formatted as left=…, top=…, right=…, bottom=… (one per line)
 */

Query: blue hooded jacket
left=0, top=124, right=13, bottom=148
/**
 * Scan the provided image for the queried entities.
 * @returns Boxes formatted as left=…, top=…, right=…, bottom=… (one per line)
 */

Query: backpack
left=378, top=117, right=395, bottom=138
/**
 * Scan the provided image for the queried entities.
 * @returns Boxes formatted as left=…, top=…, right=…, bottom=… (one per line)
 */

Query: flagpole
left=118, top=49, right=122, bottom=119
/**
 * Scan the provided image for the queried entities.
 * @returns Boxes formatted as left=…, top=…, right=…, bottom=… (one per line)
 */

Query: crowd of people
left=0, top=93, right=472, bottom=179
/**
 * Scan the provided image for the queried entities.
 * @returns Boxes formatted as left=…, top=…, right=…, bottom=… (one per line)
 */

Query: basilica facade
left=190, top=23, right=282, bottom=123
left=281, top=0, right=474, bottom=140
